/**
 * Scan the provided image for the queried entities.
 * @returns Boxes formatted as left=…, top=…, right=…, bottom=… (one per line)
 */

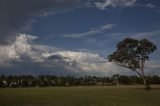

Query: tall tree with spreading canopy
left=108, top=38, right=157, bottom=89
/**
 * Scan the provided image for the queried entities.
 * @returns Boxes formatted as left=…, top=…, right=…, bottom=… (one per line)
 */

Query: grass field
left=0, top=86, right=160, bottom=106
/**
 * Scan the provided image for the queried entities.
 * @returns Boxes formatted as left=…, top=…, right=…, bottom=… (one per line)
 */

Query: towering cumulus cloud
left=0, top=34, right=159, bottom=76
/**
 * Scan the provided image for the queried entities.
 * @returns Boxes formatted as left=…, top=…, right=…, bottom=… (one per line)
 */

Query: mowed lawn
left=0, top=86, right=160, bottom=106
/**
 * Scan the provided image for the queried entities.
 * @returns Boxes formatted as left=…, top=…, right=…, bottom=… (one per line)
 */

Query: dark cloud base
left=0, top=0, right=90, bottom=44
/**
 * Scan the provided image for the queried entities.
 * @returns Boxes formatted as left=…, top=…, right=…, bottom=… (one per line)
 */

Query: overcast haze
left=0, top=0, right=160, bottom=76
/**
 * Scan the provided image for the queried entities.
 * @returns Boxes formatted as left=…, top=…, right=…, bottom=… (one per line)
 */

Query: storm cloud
left=0, top=0, right=90, bottom=44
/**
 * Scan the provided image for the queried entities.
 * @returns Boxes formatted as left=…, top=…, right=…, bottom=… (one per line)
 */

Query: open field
left=0, top=85, right=160, bottom=106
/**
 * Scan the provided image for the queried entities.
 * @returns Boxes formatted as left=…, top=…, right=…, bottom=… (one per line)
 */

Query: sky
left=0, top=0, right=160, bottom=76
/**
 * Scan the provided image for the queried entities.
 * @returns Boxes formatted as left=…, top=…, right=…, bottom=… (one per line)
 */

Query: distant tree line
left=0, top=74, right=160, bottom=88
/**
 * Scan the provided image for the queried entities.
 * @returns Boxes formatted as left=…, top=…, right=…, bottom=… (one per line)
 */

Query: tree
left=108, top=38, right=157, bottom=89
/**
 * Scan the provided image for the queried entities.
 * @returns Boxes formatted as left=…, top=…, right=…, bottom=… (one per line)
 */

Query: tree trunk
left=142, top=76, right=146, bottom=85
left=140, top=61, right=151, bottom=90
left=142, top=77, right=151, bottom=90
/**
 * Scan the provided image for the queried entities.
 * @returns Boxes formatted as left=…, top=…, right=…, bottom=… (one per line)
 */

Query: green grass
left=0, top=86, right=160, bottom=106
